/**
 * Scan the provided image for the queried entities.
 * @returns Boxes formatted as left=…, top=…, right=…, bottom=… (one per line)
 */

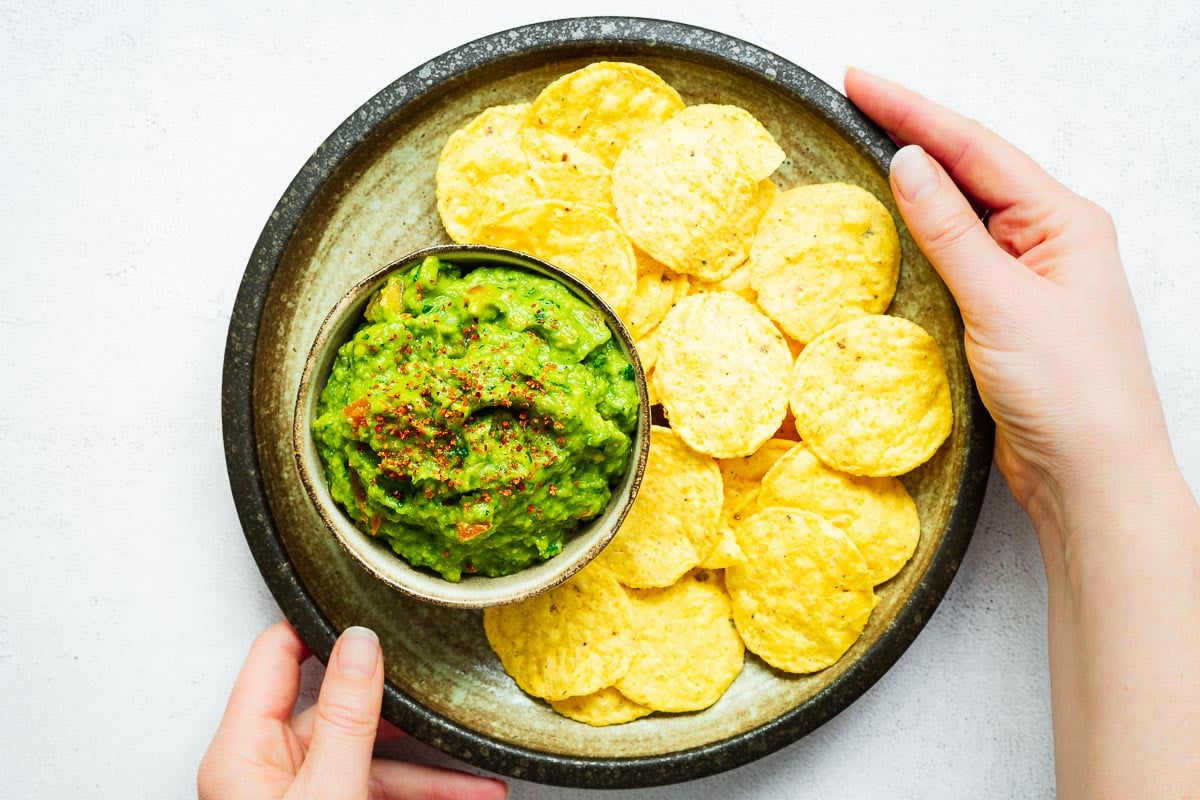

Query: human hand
left=198, top=621, right=508, bottom=800
left=844, top=68, right=1177, bottom=546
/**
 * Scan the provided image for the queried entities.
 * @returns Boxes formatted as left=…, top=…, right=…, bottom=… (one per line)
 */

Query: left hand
left=198, top=620, right=508, bottom=800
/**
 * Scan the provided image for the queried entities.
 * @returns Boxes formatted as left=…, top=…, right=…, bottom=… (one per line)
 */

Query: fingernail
left=890, top=144, right=939, bottom=203
left=336, top=626, right=379, bottom=680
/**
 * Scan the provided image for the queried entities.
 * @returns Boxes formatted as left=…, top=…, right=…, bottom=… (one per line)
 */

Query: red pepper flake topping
left=457, top=522, right=491, bottom=541
left=343, top=398, right=370, bottom=433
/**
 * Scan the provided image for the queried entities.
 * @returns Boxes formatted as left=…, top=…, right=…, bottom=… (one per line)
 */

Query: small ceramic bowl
left=293, top=243, right=650, bottom=608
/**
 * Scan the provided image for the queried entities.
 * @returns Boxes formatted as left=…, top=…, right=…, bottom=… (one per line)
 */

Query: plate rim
left=221, top=15, right=994, bottom=789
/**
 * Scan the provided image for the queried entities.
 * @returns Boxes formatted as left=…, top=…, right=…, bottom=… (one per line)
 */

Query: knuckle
left=923, top=209, right=978, bottom=253
left=316, top=695, right=377, bottom=738
left=1082, top=199, right=1117, bottom=239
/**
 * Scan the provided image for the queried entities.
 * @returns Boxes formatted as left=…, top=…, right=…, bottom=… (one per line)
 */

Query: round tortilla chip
left=519, top=161, right=616, bottom=218
left=524, top=61, right=684, bottom=168
left=633, top=328, right=659, bottom=374
left=613, top=111, right=759, bottom=281
left=700, top=525, right=746, bottom=569
left=716, top=438, right=796, bottom=534
left=550, top=687, right=652, bottom=727
left=482, top=564, right=634, bottom=702
left=688, top=179, right=777, bottom=300
left=623, top=250, right=688, bottom=340
left=727, top=507, right=877, bottom=673
left=616, top=569, right=745, bottom=712
left=436, top=104, right=533, bottom=243
left=472, top=199, right=637, bottom=315
left=690, top=264, right=754, bottom=301
left=760, top=442, right=921, bottom=584
left=675, top=104, right=786, bottom=181
left=593, top=426, right=722, bottom=588
left=790, top=314, right=953, bottom=476
left=654, top=292, right=791, bottom=458
left=718, top=438, right=797, bottom=493
left=750, top=182, right=900, bottom=343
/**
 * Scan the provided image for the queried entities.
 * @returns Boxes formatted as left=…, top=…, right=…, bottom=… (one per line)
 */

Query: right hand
left=844, top=68, right=1176, bottom=541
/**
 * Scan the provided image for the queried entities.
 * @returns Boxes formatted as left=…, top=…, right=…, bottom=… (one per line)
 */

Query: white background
left=2, top=2, right=1198, bottom=798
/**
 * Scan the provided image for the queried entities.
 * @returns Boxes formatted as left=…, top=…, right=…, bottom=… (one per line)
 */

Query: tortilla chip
left=654, top=292, right=791, bottom=457
left=750, top=182, right=900, bottom=343
left=524, top=61, right=684, bottom=168
left=617, top=569, right=744, bottom=712
left=727, top=507, right=877, bottom=673
left=436, top=104, right=533, bottom=243
left=789, top=314, right=953, bottom=476
left=550, top=686, right=652, bottom=726
left=482, top=563, right=635, bottom=701
left=593, top=426, right=722, bottom=587
left=760, top=442, right=921, bottom=584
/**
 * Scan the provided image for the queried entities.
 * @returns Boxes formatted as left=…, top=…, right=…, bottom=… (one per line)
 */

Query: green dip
left=313, top=256, right=639, bottom=581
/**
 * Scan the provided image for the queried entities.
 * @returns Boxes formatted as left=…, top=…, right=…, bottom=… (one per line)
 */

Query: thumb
left=294, top=626, right=384, bottom=800
left=888, top=144, right=1027, bottom=321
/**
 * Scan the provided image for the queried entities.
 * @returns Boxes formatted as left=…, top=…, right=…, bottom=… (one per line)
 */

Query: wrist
left=1025, top=441, right=1189, bottom=582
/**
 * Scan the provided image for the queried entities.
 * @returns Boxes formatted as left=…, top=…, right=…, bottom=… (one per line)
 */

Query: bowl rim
left=222, top=16, right=994, bottom=788
left=291, top=243, right=651, bottom=609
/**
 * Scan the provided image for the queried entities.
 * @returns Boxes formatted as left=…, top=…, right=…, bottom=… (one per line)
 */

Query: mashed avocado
left=313, top=256, right=639, bottom=581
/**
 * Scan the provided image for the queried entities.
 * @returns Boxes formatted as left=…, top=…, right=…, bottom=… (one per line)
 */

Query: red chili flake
left=342, top=398, right=370, bottom=433
left=457, top=522, right=491, bottom=541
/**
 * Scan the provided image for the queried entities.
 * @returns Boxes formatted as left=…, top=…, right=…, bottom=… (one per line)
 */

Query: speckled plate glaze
left=222, top=17, right=993, bottom=788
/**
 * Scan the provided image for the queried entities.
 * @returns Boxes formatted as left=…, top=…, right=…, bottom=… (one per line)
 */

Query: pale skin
left=845, top=68, right=1200, bottom=798
left=199, top=71, right=1198, bottom=799
left=197, top=623, right=507, bottom=800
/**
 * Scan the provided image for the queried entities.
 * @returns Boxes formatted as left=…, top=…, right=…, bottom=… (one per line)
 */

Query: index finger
left=219, top=619, right=310, bottom=730
left=844, top=67, right=1069, bottom=214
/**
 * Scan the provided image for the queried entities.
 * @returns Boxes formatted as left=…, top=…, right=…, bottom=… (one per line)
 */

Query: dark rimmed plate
left=222, top=16, right=993, bottom=789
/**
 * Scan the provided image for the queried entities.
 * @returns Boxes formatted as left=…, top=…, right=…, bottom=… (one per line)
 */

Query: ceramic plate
left=222, top=17, right=993, bottom=788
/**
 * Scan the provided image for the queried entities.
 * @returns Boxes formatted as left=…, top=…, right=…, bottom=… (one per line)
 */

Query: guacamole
left=313, top=256, right=639, bottom=581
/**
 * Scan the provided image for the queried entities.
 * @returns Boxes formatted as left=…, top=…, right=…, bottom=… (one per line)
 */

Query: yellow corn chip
left=472, top=199, right=637, bottom=315
left=654, top=293, right=791, bottom=458
left=727, top=507, right=877, bottom=673
left=750, top=182, right=900, bottom=343
left=790, top=314, right=953, bottom=476
left=593, top=426, right=722, bottom=587
left=617, top=569, right=744, bottom=712
left=435, top=104, right=533, bottom=243
left=524, top=61, right=684, bottom=168
left=550, top=686, right=652, bottom=727
left=482, top=564, right=635, bottom=702
left=613, top=110, right=759, bottom=281
left=760, top=442, right=920, bottom=584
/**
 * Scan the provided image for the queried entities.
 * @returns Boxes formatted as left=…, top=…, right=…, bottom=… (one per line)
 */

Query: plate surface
left=222, top=16, right=993, bottom=788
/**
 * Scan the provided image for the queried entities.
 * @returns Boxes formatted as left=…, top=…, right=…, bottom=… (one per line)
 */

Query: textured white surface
left=2, top=2, right=1198, bottom=798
